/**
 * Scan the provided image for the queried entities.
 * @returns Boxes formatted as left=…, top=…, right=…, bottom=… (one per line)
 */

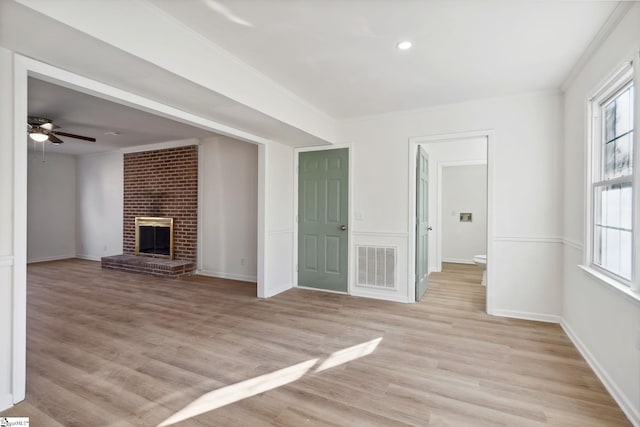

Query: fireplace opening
left=135, top=217, right=174, bottom=259
left=139, top=226, right=171, bottom=256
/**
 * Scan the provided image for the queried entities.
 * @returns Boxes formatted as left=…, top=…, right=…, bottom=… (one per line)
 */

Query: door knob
left=340, top=225, right=348, bottom=231
left=427, top=226, right=433, bottom=231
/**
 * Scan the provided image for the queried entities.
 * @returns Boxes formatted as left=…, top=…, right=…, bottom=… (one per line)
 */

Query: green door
left=298, top=148, right=349, bottom=292
left=416, top=146, right=429, bottom=301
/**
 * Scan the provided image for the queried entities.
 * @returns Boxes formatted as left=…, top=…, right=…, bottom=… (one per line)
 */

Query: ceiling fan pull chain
left=41, top=141, right=45, bottom=162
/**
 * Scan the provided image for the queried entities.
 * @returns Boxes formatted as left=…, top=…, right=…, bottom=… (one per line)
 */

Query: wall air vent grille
left=356, top=246, right=397, bottom=289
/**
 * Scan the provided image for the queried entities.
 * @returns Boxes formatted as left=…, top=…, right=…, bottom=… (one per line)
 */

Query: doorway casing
left=407, top=130, right=495, bottom=313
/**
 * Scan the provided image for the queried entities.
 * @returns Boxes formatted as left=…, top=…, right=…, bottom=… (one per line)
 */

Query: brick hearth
left=102, top=254, right=194, bottom=278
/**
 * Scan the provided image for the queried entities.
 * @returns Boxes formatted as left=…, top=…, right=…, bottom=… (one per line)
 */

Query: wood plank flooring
left=1, top=260, right=630, bottom=426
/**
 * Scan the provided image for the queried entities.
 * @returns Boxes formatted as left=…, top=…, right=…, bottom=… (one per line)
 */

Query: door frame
left=407, top=130, right=495, bottom=313
left=293, top=144, right=353, bottom=294
left=11, top=54, right=270, bottom=404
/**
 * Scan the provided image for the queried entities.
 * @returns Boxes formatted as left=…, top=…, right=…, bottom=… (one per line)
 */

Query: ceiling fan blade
left=48, top=134, right=64, bottom=145
left=52, top=131, right=96, bottom=142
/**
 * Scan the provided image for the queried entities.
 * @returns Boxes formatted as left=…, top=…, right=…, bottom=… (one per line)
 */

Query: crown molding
left=561, top=2, right=635, bottom=92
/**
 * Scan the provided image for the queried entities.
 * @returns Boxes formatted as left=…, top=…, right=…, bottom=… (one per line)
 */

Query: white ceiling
left=14, top=1, right=623, bottom=154
left=150, top=0, right=620, bottom=118
left=0, top=0, right=332, bottom=149
left=28, top=78, right=218, bottom=155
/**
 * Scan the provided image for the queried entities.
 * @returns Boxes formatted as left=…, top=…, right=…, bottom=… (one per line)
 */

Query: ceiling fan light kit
left=28, top=132, right=49, bottom=142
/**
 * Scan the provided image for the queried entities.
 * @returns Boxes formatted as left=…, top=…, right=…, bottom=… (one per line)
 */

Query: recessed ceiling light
left=104, top=131, right=121, bottom=136
left=397, top=40, right=412, bottom=50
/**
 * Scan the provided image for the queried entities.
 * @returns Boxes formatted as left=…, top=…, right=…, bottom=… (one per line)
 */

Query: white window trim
left=583, top=53, right=640, bottom=295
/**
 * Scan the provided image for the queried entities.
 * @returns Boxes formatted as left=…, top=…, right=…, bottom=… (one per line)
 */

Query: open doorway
left=11, top=56, right=270, bottom=405
left=408, top=132, right=492, bottom=311
left=440, top=162, right=487, bottom=281
left=26, top=77, right=260, bottom=283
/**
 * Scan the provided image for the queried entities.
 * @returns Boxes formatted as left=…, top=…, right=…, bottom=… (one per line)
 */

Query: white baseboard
left=489, top=309, right=561, bottom=324
left=27, top=254, right=76, bottom=264
left=297, top=285, right=348, bottom=295
left=262, top=283, right=293, bottom=298
left=0, top=393, right=13, bottom=412
left=560, top=318, right=640, bottom=427
left=442, top=258, right=475, bottom=265
left=351, top=288, right=412, bottom=304
left=197, top=269, right=257, bottom=283
left=76, top=254, right=102, bottom=262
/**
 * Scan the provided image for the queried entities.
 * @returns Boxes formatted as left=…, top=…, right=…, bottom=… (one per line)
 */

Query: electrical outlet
left=240, top=258, right=246, bottom=266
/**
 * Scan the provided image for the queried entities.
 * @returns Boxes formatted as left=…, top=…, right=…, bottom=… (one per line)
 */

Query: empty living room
left=0, top=1, right=639, bottom=426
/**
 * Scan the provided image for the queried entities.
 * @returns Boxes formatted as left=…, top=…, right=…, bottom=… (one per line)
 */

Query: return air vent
left=356, top=246, right=397, bottom=289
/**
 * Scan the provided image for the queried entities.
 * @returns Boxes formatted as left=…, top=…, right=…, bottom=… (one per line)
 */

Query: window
left=588, top=62, right=637, bottom=287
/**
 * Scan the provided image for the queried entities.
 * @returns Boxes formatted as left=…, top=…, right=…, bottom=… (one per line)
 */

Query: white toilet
left=473, top=254, right=487, bottom=286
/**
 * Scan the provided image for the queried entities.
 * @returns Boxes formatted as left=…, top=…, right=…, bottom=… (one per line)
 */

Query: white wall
left=562, top=4, right=640, bottom=425
left=76, top=151, right=123, bottom=260
left=423, top=138, right=487, bottom=272
left=340, top=91, right=563, bottom=314
left=0, top=46, right=16, bottom=411
left=27, top=151, right=76, bottom=262
left=442, top=165, right=487, bottom=264
left=261, top=141, right=294, bottom=297
left=199, top=136, right=258, bottom=282
left=76, top=139, right=261, bottom=279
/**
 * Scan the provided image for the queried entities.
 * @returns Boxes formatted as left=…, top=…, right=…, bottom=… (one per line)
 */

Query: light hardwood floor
left=0, top=260, right=630, bottom=426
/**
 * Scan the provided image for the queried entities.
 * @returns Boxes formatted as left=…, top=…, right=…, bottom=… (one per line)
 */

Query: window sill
left=578, top=265, right=640, bottom=306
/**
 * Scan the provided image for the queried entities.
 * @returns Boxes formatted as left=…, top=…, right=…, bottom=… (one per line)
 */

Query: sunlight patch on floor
left=157, top=337, right=383, bottom=426
left=315, top=337, right=383, bottom=373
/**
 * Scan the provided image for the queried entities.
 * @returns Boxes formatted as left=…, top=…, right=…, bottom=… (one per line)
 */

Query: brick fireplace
left=102, top=145, right=198, bottom=277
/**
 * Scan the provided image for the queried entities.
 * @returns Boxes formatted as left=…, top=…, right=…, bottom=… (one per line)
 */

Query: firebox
left=135, top=217, right=174, bottom=259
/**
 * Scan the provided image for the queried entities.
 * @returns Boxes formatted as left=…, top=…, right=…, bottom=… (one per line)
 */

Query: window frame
left=585, top=56, right=640, bottom=294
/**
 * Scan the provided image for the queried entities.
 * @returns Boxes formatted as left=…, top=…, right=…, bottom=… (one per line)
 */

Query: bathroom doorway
left=408, top=132, right=492, bottom=312
left=439, top=161, right=488, bottom=290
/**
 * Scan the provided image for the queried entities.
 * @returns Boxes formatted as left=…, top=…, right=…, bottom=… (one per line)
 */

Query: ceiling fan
left=27, top=116, right=96, bottom=144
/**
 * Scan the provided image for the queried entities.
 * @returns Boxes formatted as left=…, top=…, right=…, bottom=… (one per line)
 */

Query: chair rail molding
left=493, top=235, right=563, bottom=244
left=352, top=231, right=409, bottom=238
left=562, top=238, right=584, bottom=251
left=0, top=255, right=14, bottom=267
